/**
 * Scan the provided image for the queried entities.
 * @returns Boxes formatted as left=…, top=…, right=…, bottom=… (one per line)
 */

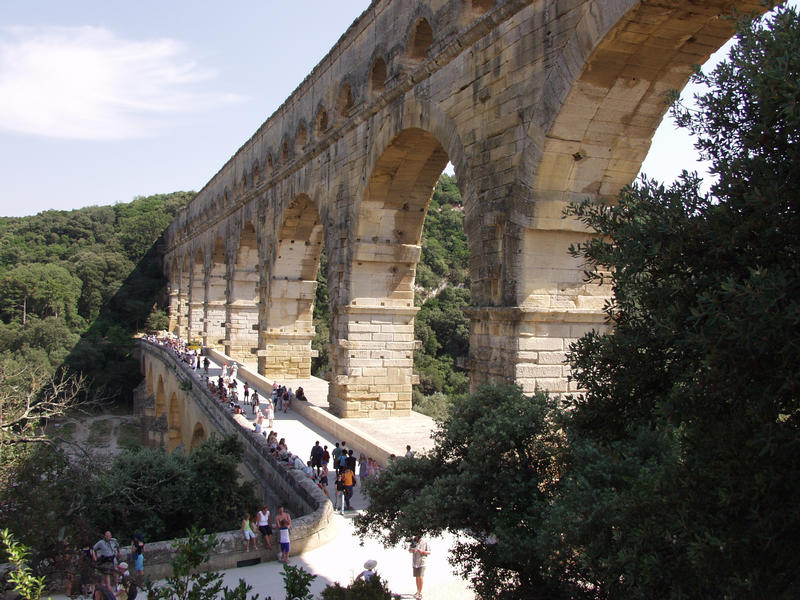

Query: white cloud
left=0, top=25, right=243, bottom=140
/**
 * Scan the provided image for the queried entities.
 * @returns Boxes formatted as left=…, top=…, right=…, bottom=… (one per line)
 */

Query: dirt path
left=48, top=411, right=141, bottom=459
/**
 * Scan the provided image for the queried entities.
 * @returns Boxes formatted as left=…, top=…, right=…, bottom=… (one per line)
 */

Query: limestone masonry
left=162, top=0, right=766, bottom=417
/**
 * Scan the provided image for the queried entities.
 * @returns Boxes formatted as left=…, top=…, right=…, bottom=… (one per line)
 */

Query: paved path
left=180, top=354, right=474, bottom=599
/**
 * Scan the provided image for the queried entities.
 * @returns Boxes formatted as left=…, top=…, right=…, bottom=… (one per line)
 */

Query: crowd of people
left=140, top=334, right=430, bottom=596
left=60, top=531, right=144, bottom=600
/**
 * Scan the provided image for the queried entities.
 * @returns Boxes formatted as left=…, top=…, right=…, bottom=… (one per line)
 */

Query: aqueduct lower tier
left=162, top=0, right=768, bottom=418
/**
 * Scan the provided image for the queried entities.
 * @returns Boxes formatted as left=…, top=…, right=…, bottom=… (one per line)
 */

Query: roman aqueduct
left=162, top=0, right=766, bottom=418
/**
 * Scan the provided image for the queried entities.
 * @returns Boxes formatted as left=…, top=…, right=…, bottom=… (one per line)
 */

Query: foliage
left=0, top=358, right=85, bottom=447
left=1, top=435, right=258, bottom=555
left=1, top=529, right=47, bottom=600
left=0, top=191, right=192, bottom=400
left=320, top=574, right=395, bottom=600
left=546, top=7, right=800, bottom=598
left=280, top=563, right=316, bottom=600
left=416, top=174, right=469, bottom=290
left=87, top=435, right=258, bottom=542
left=355, top=385, right=568, bottom=600
left=147, top=527, right=263, bottom=600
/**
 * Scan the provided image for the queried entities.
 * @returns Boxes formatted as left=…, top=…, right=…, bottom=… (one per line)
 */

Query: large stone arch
left=330, top=127, right=449, bottom=417
left=227, top=220, right=260, bottom=362
left=261, top=193, right=325, bottom=379
left=188, top=248, right=205, bottom=343
left=146, top=364, right=153, bottom=396
left=161, top=0, right=772, bottom=411
left=204, top=236, right=227, bottom=349
left=167, top=392, right=182, bottom=452
left=155, top=376, right=166, bottom=417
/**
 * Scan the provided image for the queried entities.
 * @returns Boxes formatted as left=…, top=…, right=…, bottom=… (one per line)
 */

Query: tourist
left=92, top=574, right=115, bottom=600
left=295, top=386, right=306, bottom=401
left=130, top=534, right=144, bottom=586
left=405, top=444, right=415, bottom=458
left=335, top=473, right=346, bottom=513
left=256, top=505, right=272, bottom=551
left=241, top=511, right=256, bottom=552
left=264, top=396, right=275, bottom=428
left=345, top=449, right=357, bottom=473
left=310, top=441, right=324, bottom=474
left=409, top=535, right=430, bottom=599
left=331, top=443, right=342, bottom=474
left=274, top=506, right=292, bottom=563
left=322, top=445, right=330, bottom=469
left=318, top=464, right=330, bottom=498
left=341, top=466, right=356, bottom=511
left=92, top=531, right=121, bottom=588
left=356, top=559, right=377, bottom=582
left=243, top=382, right=250, bottom=404
left=252, top=391, right=259, bottom=415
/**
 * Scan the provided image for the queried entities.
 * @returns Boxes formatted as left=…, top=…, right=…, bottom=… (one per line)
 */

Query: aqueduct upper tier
left=163, top=0, right=767, bottom=418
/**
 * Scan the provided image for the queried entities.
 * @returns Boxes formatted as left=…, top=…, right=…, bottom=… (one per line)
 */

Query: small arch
left=281, top=136, right=291, bottom=162
left=369, top=57, right=387, bottom=97
left=471, top=0, right=493, bottom=16
left=408, top=18, right=433, bottom=62
left=251, top=162, right=260, bottom=185
left=266, top=152, right=275, bottom=173
left=189, top=422, right=207, bottom=452
left=336, top=83, right=354, bottom=116
left=295, top=122, right=308, bottom=153
left=315, top=104, right=330, bottom=135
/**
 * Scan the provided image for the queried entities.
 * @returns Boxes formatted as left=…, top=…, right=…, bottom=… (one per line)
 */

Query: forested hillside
left=0, top=192, right=193, bottom=399
left=0, top=175, right=469, bottom=412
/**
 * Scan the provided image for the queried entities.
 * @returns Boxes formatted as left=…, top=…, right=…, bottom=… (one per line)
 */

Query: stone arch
left=315, top=103, right=330, bottom=136
left=167, top=392, right=182, bottom=452
left=204, top=236, right=227, bottom=349
left=407, top=17, right=433, bottom=62
left=530, top=0, right=746, bottom=205
left=228, top=220, right=260, bottom=362
left=280, top=136, right=291, bottom=163
left=266, top=152, right=274, bottom=174
left=469, top=0, right=493, bottom=17
left=146, top=363, right=153, bottom=395
left=295, top=121, right=308, bottom=153
left=188, top=248, right=206, bottom=343
left=336, top=82, right=354, bottom=117
left=189, top=422, right=207, bottom=452
left=251, top=160, right=260, bottom=186
left=369, top=56, right=387, bottom=97
left=261, top=193, right=325, bottom=379
left=330, top=127, right=449, bottom=418
left=155, top=376, right=166, bottom=417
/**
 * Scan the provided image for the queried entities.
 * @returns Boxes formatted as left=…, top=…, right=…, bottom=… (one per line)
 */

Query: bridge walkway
left=191, top=351, right=474, bottom=599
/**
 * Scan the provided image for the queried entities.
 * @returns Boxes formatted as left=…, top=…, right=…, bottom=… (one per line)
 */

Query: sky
left=0, top=1, right=780, bottom=218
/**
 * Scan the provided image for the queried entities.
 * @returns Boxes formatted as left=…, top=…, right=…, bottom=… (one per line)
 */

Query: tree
left=1, top=529, right=47, bottom=600
left=0, top=359, right=84, bottom=447
left=548, top=6, right=800, bottom=598
left=147, top=527, right=263, bottom=600
left=355, top=385, right=568, bottom=600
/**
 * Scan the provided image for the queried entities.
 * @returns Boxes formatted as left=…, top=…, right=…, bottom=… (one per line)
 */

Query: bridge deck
left=176, top=351, right=472, bottom=598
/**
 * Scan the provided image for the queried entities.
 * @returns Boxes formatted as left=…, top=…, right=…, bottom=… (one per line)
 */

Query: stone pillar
left=167, top=283, right=179, bottom=334
left=329, top=305, right=418, bottom=418
left=226, top=303, right=259, bottom=362
left=466, top=210, right=611, bottom=395
left=204, top=265, right=227, bottom=349
left=259, top=277, right=317, bottom=379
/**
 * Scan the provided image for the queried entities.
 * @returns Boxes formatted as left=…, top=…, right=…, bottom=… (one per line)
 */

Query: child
left=241, top=511, right=256, bottom=551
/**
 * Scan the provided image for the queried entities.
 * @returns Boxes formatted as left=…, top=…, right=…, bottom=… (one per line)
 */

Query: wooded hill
left=0, top=175, right=469, bottom=414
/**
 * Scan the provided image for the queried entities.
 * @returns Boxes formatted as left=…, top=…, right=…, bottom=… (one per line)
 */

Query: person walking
left=409, top=535, right=430, bottom=599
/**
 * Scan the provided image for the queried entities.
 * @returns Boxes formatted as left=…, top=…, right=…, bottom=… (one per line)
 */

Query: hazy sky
left=0, top=1, right=775, bottom=218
